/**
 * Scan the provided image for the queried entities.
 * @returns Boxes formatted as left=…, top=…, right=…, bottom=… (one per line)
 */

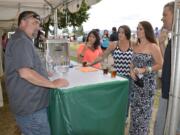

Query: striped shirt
left=112, top=45, right=133, bottom=77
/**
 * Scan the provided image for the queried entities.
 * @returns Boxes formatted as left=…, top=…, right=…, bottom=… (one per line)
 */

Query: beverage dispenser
left=45, top=39, right=70, bottom=74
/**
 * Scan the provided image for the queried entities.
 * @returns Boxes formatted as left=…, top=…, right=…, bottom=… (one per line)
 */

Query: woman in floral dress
left=129, top=21, right=163, bottom=135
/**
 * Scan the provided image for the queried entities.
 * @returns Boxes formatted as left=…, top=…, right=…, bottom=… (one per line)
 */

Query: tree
left=76, top=25, right=84, bottom=36
left=58, top=0, right=89, bottom=28
left=62, top=28, right=69, bottom=35
left=42, top=0, right=89, bottom=37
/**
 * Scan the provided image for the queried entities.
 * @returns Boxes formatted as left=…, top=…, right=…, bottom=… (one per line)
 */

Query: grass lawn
left=69, top=42, right=81, bottom=62
left=70, top=56, right=78, bottom=61
left=69, top=42, right=80, bottom=51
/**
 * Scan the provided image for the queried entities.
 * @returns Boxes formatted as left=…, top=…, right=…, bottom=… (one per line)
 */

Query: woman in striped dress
left=89, top=25, right=133, bottom=78
left=89, top=25, right=133, bottom=121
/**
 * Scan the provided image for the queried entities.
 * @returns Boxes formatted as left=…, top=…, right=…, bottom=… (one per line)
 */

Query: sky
left=82, top=0, right=172, bottom=31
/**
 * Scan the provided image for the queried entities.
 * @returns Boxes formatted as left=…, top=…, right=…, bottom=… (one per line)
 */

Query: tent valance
left=0, top=0, right=101, bottom=30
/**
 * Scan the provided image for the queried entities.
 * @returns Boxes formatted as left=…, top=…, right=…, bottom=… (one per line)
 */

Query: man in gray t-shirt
left=5, top=11, right=69, bottom=135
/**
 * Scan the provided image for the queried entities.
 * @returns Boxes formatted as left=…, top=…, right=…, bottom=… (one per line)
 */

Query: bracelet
left=146, top=66, right=152, bottom=73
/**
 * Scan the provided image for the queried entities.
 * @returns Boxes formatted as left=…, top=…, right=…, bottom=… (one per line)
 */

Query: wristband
left=146, top=66, right=152, bottom=73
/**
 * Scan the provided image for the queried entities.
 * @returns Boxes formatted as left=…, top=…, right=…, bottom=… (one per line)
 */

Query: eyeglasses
left=23, top=14, right=41, bottom=22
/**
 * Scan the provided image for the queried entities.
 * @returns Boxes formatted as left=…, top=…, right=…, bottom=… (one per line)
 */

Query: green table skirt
left=48, top=80, right=129, bottom=135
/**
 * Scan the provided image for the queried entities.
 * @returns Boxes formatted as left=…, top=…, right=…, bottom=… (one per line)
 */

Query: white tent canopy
left=0, top=0, right=100, bottom=31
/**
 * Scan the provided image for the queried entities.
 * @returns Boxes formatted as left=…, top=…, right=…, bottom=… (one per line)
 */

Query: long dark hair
left=86, top=30, right=100, bottom=49
left=118, top=25, right=131, bottom=40
left=139, top=21, right=157, bottom=44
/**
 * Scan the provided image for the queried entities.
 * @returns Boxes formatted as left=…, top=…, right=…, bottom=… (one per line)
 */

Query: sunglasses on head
left=23, top=14, right=41, bottom=21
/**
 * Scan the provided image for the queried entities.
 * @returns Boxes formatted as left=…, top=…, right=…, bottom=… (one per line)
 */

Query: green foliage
left=42, top=0, right=89, bottom=36
left=58, top=0, right=89, bottom=28
left=62, top=28, right=69, bottom=34
left=76, top=25, right=84, bottom=36
left=42, top=17, right=51, bottom=38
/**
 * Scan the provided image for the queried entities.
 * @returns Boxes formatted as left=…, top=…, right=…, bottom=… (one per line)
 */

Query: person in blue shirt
left=101, top=29, right=110, bottom=51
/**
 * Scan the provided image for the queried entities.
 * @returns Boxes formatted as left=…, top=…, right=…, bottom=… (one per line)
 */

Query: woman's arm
left=151, top=44, right=163, bottom=72
left=131, top=43, right=163, bottom=75
left=89, top=42, right=116, bottom=66
left=136, top=44, right=163, bottom=74
left=129, top=63, right=137, bottom=80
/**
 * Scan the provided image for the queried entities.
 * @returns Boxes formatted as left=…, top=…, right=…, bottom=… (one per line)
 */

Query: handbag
left=134, top=75, right=144, bottom=88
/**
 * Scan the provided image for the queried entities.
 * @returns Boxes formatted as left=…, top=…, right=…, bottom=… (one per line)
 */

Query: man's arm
left=18, top=68, right=69, bottom=89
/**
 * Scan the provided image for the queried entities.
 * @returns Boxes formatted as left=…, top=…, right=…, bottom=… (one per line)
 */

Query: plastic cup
left=102, top=63, right=109, bottom=75
left=111, top=67, right=117, bottom=78
left=82, top=61, right=87, bottom=67
left=103, top=68, right=108, bottom=75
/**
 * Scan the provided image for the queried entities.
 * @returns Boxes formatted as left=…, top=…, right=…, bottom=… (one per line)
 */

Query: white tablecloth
left=50, top=65, right=127, bottom=89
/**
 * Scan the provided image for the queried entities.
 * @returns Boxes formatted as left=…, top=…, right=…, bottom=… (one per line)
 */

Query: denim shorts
left=15, top=108, right=51, bottom=135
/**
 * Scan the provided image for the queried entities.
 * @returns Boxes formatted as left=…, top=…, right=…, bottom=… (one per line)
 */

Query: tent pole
left=44, top=0, right=58, bottom=38
left=54, top=8, right=58, bottom=38
left=165, top=1, right=180, bottom=134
